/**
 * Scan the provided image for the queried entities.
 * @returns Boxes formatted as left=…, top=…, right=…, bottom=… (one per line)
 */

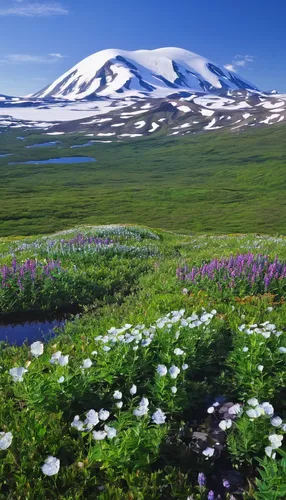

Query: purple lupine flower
left=207, top=491, right=215, bottom=500
left=223, top=479, right=230, bottom=489
left=198, top=472, right=206, bottom=487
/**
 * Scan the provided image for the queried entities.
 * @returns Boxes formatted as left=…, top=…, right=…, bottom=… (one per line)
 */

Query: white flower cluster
left=71, top=408, right=117, bottom=441
left=49, top=351, right=69, bottom=366
left=93, top=309, right=216, bottom=355
left=238, top=321, right=283, bottom=340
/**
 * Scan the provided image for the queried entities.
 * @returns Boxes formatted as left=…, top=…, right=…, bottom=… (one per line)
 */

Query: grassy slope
left=0, top=125, right=286, bottom=236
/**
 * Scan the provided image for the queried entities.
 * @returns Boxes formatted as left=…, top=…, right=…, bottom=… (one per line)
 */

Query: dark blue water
left=9, top=157, right=96, bottom=165
left=0, top=318, right=65, bottom=345
left=26, top=141, right=60, bottom=148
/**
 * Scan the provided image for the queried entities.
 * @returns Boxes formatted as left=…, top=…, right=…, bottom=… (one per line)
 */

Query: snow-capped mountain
left=33, top=47, right=259, bottom=100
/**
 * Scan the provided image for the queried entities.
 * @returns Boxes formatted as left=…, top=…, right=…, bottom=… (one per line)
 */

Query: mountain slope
left=33, top=47, right=259, bottom=100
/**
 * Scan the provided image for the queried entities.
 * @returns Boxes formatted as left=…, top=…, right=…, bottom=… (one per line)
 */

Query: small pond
left=0, top=312, right=70, bottom=345
left=26, top=141, right=61, bottom=148
left=70, top=141, right=94, bottom=148
left=9, top=157, right=96, bottom=165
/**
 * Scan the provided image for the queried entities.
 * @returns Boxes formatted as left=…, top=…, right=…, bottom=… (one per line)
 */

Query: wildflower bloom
left=202, top=447, right=215, bottom=458
left=198, top=472, right=206, bottom=487
left=0, top=432, right=13, bottom=450
left=113, top=390, right=122, bottom=400
left=207, top=406, right=215, bottom=414
left=171, top=386, right=177, bottom=394
left=268, top=434, right=283, bottom=449
left=130, top=384, right=137, bottom=395
left=265, top=446, right=276, bottom=459
left=41, top=456, right=60, bottom=476
left=134, top=397, right=149, bottom=417
left=261, top=402, right=274, bottom=416
left=174, top=348, right=185, bottom=355
left=182, top=363, right=189, bottom=370
left=207, top=490, right=215, bottom=500
left=98, top=409, right=110, bottom=421
left=58, top=376, right=65, bottom=384
left=223, top=479, right=230, bottom=489
left=169, top=365, right=180, bottom=379
left=93, top=430, right=107, bottom=441
left=30, top=341, right=44, bottom=358
left=242, top=347, right=249, bottom=352
left=247, top=398, right=259, bottom=407
left=157, top=365, right=167, bottom=376
left=115, top=401, right=123, bottom=409
left=219, top=419, right=232, bottom=431
left=257, top=365, right=264, bottom=372
left=271, top=416, right=283, bottom=427
left=84, top=410, right=99, bottom=429
left=81, top=359, right=92, bottom=369
left=9, top=367, right=28, bottom=383
left=152, top=409, right=166, bottom=425
left=104, top=425, right=117, bottom=439
left=278, top=347, right=286, bottom=353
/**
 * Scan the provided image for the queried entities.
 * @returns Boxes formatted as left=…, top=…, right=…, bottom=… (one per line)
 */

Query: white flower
left=228, top=404, right=242, bottom=415
left=58, top=376, right=65, bottom=384
left=257, top=365, right=264, bottom=372
left=169, top=365, right=180, bottom=379
left=152, top=409, right=166, bottom=425
left=265, top=446, right=276, bottom=459
left=115, top=401, right=123, bottom=409
left=82, top=358, right=92, bottom=369
left=174, top=348, right=185, bottom=355
left=103, top=346, right=111, bottom=352
left=41, top=456, right=60, bottom=476
left=271, top=416, right=282, bottom=427
left=30, top=341, right=44, bottom=358
left=269, top=434, right=283, bottom=449
left=71, top=415, right=84, bottom=431
left=113, top=390, right=122, bottom=400
left=157, top=364, right=167, bottom=376
left=219, top=419, right=232, bottom=431
left=92, top=430, right=107, bottom=441
left=278, top=347, right=286, bottom=353
left=9, top=367, right=28, bottom=383
left=171, top=386, right=177, bottom=394
left=246, top=409, right=260, bottom=419
left=104, top=425, right=117, bottom=439
left=242, top=347, right=249, bottom=352
left=49, top=351, right=62, bottom=364
left=133, top=406, right=148, bottom=417
left=202, top=447, right=214, bottom=458
left=281, top=424, right=286, bottom=432
left=267, top=306, right=273, bottom=312
left=261, top=402, right=274, bottom=416
left=247, top=398, right=259, bottom=407
left=130, top=384, right=137, bottom=395
left=98, top=409, right=110, bottom=421
left=0, top=432, right=13, bottom=450
left=58, top=355, right=69, bottom=366
left=139, top=397, right=149, bottom=407
left=182, top=363, right=189, bottom=370
left=84, top=410, right=99, bottom=429
left=207, top=406, right=215, bottom=414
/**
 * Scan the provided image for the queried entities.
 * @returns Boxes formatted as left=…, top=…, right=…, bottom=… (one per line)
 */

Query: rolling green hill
left=0, top=124, right=286, bottom=236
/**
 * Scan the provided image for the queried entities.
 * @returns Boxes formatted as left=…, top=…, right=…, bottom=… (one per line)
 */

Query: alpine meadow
left=0, top=3, right=286, bottom=498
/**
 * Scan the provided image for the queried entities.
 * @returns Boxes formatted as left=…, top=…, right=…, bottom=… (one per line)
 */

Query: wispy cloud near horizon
left=225, top=55, right=254, bottom=73
left=0, top=53, right=66, bottom=63
left=0, top=2, right=68, bottom=17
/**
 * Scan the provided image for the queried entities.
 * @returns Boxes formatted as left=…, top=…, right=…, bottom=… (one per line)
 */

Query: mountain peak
left=33, top=47, right=259, bottom=101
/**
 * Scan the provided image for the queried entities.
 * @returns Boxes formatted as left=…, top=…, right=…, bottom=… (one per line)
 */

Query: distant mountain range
left=0, top=47, right=285, bottom=138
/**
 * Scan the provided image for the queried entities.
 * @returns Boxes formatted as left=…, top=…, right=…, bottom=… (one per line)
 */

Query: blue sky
left=0, top=0, right=286, bottom=96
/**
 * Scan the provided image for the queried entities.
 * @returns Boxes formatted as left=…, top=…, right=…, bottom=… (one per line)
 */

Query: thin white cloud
left=2, top=53, right=66, bottom=63
left=225, top=55, right=254, bottom=72
left=224, top=64, right=236, bottom=72
left=0, top=2, right=68, bottom=16
left=49, top=53, right=65, bottom=58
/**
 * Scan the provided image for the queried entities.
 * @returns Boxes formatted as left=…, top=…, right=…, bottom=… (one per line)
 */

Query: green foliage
left=1, top=124, right=286, bottom=236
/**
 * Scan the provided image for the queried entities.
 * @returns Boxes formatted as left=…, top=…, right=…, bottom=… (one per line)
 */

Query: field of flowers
left=0, top=226, right=285, bottom=499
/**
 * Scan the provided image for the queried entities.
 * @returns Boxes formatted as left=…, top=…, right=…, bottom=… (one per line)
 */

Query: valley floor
left=0, top=225, right=285, bottom=499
